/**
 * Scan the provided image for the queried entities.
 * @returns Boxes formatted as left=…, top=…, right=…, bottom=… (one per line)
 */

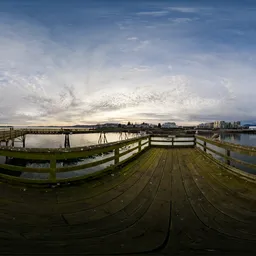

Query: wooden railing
left=195, top=135, right=256, bottom=180
left=150, top=134, right=195, bottom=147
left=0, top=129, right=26, bottom=142
left=0, top=134, right=195, bottom=184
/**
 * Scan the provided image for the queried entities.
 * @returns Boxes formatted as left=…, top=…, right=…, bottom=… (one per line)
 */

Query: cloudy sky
left=0, top=0, right=256, bottom=126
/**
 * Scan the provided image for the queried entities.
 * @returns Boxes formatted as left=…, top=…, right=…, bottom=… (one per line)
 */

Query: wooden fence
left=0, top=129, right=26, bottom=142
left=0, top=134, right=195, bottom=184
left=195, top=135, right=256, bottom=181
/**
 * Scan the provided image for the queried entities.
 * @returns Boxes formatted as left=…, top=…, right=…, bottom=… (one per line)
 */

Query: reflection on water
left=12, top=132, right=137, bottom=148
left=0, top=133, right=142, bottom=180
left=221, top=133, right=256, bottom=147
left=1, top=132, right=255, bottom=178
left=198, top=133, right=256, bottom=175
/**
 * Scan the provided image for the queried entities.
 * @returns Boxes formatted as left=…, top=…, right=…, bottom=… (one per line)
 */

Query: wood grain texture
left=0, top=148, right=255, bottom=255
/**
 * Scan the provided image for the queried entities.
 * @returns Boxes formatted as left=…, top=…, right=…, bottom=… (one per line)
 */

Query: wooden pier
left=0, top=134, right=255, bottom=255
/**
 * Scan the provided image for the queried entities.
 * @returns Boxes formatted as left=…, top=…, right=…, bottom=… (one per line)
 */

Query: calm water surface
left=13, top=133, right=137, bottom=148
left=198, top=133, right=256, bottom=175
left=1, top=131, right=255, bottom=178
left=0, top=132, right=144, bottom=180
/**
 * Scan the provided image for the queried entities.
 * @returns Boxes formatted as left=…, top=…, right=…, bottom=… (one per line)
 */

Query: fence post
left=138, top=140, right=142, bottom=152
left=226, top=149, right=231, bottom=165
left=204, top=141, right=207, bottom=152
left=114, top=147, right=119, bottom=165
left=50, top=157, right=56, bottom=182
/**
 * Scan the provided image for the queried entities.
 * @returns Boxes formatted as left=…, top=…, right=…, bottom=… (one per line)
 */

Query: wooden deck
left=0, top=148, right=256, bottom=255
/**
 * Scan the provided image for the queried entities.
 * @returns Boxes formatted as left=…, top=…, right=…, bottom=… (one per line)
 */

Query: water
left=0, top=132, right=144, bottom=180
left=1, top=130, right=256, bottom=179
left=220, top=133, right=256, bottom=147
left=197, top=133, right=256, bottom=175
left=11, top=133, right=137, bottom=148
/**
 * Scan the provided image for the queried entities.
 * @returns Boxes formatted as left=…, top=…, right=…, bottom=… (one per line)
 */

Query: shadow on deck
left=0, top=148, right=256, bottom=255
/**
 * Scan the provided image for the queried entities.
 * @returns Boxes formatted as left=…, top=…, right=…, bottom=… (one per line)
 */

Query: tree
left=118, top=123, right=121, bottom=128
left=158, top=123, right=161, bottom=128
left=127, top=121, right=131, bottom=126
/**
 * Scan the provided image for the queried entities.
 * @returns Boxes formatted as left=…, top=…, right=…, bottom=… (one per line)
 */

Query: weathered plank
left=1, top=148, right=256, bottom=255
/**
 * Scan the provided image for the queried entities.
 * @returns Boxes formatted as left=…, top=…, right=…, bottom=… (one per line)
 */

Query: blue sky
left=0, top=0, right=256, bottom=125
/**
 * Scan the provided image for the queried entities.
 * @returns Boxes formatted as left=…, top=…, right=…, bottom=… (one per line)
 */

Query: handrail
left=196, top=135, right=256, bottom=156
left=3, top=133, right=255, bottom=184
left=195, top=135, right=256, bottom=172
left=0, top=134, right=195, bottom=184
left=0, top=135, right=150, bottom=183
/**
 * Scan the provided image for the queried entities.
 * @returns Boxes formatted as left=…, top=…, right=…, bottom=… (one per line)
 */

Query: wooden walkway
left=0, top=148, right=256, bottom=255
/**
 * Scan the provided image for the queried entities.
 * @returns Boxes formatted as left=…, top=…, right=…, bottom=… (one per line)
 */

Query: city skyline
left=1, top=0, right=256, bottom=126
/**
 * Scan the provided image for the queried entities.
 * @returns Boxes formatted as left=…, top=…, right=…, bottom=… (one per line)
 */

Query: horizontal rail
left=0, top=136, right=151, bottom=182
left=151, top=145, right=195, bottom=148
left=196, top=141, right=256, bottom=170
left=196, top=135, right=256, bottom=156
left=152, top=134, right=195, bottom=138
left=119, top=146, right=139, bottom=157
left=1, top=132, right=254, bottom=184
left=151, top=140, right=194, bottom=143
left=0, top=164, right=51, bottom=173
left=56, top=156, right=115, bottom=173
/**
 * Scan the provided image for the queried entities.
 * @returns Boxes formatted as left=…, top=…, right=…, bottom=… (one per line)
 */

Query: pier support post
left=148, top=136, right=151, bottom=147
left=22, top=135, right=26, bottom=148
left=98, top=132, right=108, bottom=144
left=114, top=147, right=119, bottom=165
left=138, top=140, right=142, bottom=152
left=50, top=158, right=57, bottom=182
left=193, top=137, right=196, bottom=147
left=226, top=149, right=231, bottom=165
left=64, top=134, right=70, bottom=148
left=204, top=141, right=207, bottom=152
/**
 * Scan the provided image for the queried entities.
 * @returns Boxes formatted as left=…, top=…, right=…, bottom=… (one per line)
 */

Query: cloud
left=0, top=0, right=256, bottom=126
left=168, top=17, right=197, bottom=24
left=167, top=7, right=203, bottom=13
left=127, top=37, right=138, bottom=41
left=136, top=11, right=169, bottom=17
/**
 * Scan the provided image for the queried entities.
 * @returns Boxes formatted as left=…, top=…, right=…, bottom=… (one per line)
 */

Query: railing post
left=194, top=136, right=196, bottom=147
left=204, top=141, right=207, bottom=152
left=226, top=149, right=231, bottom=165
left=114, top=147, right=119, bottom=165
left=148, top=136, right=151, bottom=147
left=171, top=137, right=174, bottom=147
left=138, top=140, right=142, bottom=152
left=50, top=157, right=56, bottom=182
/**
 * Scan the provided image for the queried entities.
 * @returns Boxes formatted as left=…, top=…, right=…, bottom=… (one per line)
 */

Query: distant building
left=233, top=121, right=241, bottom=129
left=214, top=121, right=226, bottom=129
left=197, top=122, right=214, bottom=129
left=249, top=126, right=256, bottom=130
left=140, top=123, right=150, bottom=128
left=96, top=123, right=119, bottom=128
left=162, top=122, right=177, bottom=128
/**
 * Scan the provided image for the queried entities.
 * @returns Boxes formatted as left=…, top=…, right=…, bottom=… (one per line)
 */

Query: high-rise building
left=214, top=121, right=226, bottom=129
